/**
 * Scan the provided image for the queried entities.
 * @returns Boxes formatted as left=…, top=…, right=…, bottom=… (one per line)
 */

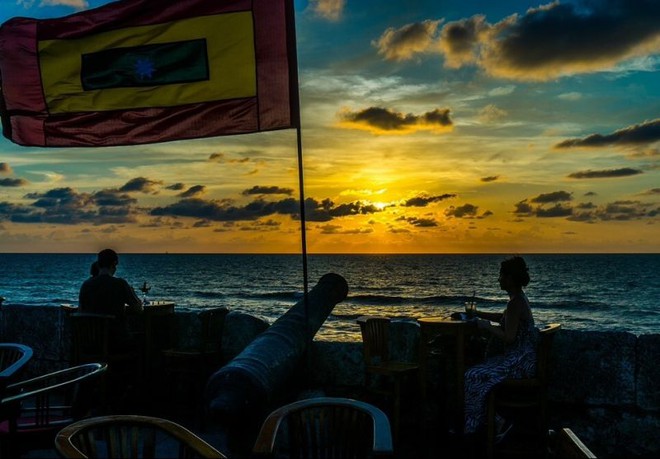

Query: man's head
left=97, top=248, right=119, bottom=270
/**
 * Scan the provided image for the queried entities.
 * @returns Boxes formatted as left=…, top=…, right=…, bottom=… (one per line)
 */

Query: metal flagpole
left=285, top=0, right=312, bottom=383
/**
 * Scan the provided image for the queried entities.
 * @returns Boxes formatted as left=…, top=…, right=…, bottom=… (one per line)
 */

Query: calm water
left=0, top=253, right=658, bottom=339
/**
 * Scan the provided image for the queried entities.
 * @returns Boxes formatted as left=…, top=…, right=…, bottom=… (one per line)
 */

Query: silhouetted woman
left=464, top=256, right=538, bottom=436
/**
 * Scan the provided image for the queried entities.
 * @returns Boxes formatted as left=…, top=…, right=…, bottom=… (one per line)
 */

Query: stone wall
left=1, top=306, right=657, bottom=457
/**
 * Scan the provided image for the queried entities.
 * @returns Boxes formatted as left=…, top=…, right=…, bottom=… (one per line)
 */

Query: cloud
left=397, top=216, right=438, bottom=227
left=555, top=119, right=660, bottom=148
left=514, top=194, right=657, bottom=222
left=401, top=193, right=456, bottom=207
left=478, top=104, right=508, bottom=123
left=640, top=188, right=660, bottom=195
left=535, top=204, right=573, bottom=218
left=318, top=224, right=373, bottom=235
left=39, top=0, right=89, bottom=10
left=242, top=185, right=294, bottom=196
left=481, top=176, right=499, bottom=182
left=0, top=178, right=28, bottom=187
left=178, top=185, right=206, bottom=198
left=567, top=168, right=643, bottom=179
left=0, top=163, right=12, bottom=175
left=309, top=0, right=345, bottom=21
left=166, top=183, right=186, bottom=191
left=374, top=20, right=443, bottom=61
left=445, top=203, right=479, bottom=218
left=530, top=191, right=572, bottom=203
left=119, top=177, right=163, bottom=194
left=379, top=1, right=660, bottom=81
left=150, top=197, right=383, bottom=223
left=558, top=92, right=583, bottom=101
left=568, top=200, right=658, bottom=222
left=339, top=106, right=453, bottom=134
left=2, top=186, right=138, bottom=224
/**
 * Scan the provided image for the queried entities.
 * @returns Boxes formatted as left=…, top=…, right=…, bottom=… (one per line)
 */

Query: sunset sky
left=0, top=0, right=658, bottom=254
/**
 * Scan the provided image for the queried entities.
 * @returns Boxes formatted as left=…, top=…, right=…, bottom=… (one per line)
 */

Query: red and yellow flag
left=0, top=0, right=299, bottom=147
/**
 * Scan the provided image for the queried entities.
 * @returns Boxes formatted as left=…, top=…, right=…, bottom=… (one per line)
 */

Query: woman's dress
left=463, top=294, right=538, bottom=434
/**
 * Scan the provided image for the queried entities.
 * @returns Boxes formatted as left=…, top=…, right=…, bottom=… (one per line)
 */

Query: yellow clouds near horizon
left=337, top=106, right=453, bottom=135
left=374, top=1, right=660, bottom=81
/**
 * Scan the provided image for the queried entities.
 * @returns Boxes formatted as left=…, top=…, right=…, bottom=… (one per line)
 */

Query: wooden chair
left=69, top=313, right=142, bottom=411
left=0, top=362, right=107, bottom=457
left=161, top=307, right=229, bottom=423
left=253, top=396, right=394, bottom=458
left=548, top=428, right=597, bottom=458
left=54, top=414, right=227, bottom=458
left=357, top=316, right=419, bottom=440
left=486, top=323, right=562, bottom=458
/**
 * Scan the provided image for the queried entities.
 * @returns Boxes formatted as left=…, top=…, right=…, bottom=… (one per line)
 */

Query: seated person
left=78, top=248, right=143, bottom=352
left=463, top=256, right=539, bottom=437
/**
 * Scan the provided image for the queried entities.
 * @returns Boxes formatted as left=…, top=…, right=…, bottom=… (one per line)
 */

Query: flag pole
left=285, top=0, right=312, bottom=381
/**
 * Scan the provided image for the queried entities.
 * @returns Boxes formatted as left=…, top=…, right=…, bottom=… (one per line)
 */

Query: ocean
left=0, top=253, right=658, bottom=340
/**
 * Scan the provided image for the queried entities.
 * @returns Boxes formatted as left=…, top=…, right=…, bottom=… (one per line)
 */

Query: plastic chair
left=486, top=323, right=562, bottom=458
left=253, top=396, right=394, bottom=458
left=548, top=427, right=597, bottom=458
left=0, top=362, right=107, bottom=457
left=54, top=414, right=227, bottom=458
left=357, top=316, right=419, bottom=440
left=0, top=343, right=33, bottom=390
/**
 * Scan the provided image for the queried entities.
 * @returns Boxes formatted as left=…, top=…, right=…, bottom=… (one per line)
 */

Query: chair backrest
left=55, top=414, right=227, bottom=459
left=1, top=363, right=107, bottom=433
left=0, top=343, right=33, bottom=381
left=536, top=323, right=561, bottom=383
left=549, top=428, right=597, bottom=458
left=253, top=397, right=394, bottom=458
left=70, top=313, right=114, bottom=363
left=358, top=316, right=392, bottom=365
left=199, top=307, right=229, bottom=354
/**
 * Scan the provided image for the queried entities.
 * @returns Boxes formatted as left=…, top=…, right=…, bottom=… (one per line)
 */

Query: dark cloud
left=0, top=178, right=28, bottom=187
left=209, top=153, right=224, bottom=162
left=640, top=188, right=660, bottom=195
left=339, top=106, right=453, bottom=134
left=567, top=200, right=657, bottom=222
left=536, top=204, right=573, bottom=218
left=480, top=176, right=499, bottom=182
left=445, top=203, right=479, bottom=218
left=178, top=185, right=206, bottom=198
left=514, top=194, right=657, bottom=222
left=166, top=183, right=186, bottom=191
left=119, top=177, right=163, bottom=193
left=555, top=119, right=660, bottom=149
left=530, top=191, right=572, bottom=203
left=0, top=163, right=12, bottom=174
left=397, top=216, right=438, bottom=227
left=0, top=186, right=139, bottom=224
left=150, top=196, right=383, bottom=223
left=402, top=193, right=456, bottom=207
left=567, top=168, right=643, bottom=179
left=513, top=200, right=534, bottom=216
left=242, top=185, right=294, bottom=196
left=383, top=1, right=660, bottom=81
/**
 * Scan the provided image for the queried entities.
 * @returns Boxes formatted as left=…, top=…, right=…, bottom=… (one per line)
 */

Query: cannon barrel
left=205, top=272, right=348, bottom=423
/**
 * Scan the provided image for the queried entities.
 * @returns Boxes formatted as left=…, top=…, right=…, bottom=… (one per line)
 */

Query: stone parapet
left=0, top=305, right=657, bottom=457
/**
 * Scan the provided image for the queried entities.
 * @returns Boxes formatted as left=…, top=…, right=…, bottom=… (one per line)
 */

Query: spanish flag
left=0, top=0, right=299, bottom=147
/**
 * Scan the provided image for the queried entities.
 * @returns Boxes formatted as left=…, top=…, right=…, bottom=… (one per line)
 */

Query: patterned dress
left=463, top=293, right=539, bottom=433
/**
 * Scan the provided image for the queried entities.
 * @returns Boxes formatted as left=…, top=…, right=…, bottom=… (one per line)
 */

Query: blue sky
left=0, top=0, right=658, bottom=253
